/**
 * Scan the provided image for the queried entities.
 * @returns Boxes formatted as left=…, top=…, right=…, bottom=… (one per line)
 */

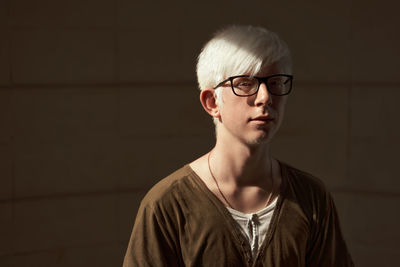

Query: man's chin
left=247, top=132, right=273, bottom=146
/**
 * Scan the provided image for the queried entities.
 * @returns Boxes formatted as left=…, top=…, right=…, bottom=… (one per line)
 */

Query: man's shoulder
left=280, top=161, right=330, bottom=198
left=279, top=161, right=337, bottom=223
left=139, top=165, right=195, bottom=210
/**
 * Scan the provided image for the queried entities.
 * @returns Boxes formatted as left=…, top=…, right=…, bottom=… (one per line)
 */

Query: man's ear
left=200, top=89, right=220, bottom=119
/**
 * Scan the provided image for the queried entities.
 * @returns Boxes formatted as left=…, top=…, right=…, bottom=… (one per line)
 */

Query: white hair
left=196, top=25, right=292, bottom=92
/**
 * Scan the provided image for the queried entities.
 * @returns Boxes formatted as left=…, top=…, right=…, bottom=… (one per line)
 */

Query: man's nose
left=255, top=82, right=271, bottom=106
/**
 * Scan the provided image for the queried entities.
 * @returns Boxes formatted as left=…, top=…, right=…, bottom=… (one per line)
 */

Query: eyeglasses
left=213, top=74, right=293, bottom=97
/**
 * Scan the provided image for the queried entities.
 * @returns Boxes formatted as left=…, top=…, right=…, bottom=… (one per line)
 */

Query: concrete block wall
left=1, top=0, right=399, bottom=266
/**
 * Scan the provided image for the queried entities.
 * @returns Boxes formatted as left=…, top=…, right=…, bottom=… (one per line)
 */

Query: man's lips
left=250, top=115, right=274, bottom=122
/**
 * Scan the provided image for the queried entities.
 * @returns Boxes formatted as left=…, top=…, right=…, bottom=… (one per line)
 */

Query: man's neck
left=211, top=136, right=273, bottom=188
left=189, top=126, right=280, bottom=213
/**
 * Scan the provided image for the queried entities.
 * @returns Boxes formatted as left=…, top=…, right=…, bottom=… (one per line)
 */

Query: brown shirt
left=123, top=162, right=354, bottom=267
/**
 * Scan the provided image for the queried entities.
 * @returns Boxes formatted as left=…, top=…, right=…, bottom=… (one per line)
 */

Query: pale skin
left=190, top=63, right=288, bottom=214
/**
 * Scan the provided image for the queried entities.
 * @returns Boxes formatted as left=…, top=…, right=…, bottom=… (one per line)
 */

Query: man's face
left=216, top=63, right=289, bottom=146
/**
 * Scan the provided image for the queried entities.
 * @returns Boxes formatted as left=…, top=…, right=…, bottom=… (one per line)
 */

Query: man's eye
left=238, top=82, right=252, bottom=86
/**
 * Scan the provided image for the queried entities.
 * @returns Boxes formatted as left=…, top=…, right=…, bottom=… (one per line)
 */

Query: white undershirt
left=227, top=198, right=277, bottom=258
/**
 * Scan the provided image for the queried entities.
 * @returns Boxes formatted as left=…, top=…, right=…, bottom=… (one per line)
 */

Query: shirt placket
left=248, top=214, right=260, bottom=258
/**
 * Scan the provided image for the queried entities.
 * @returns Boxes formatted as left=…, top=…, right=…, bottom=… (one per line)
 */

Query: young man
left=123, top=25, right=353, bottom=266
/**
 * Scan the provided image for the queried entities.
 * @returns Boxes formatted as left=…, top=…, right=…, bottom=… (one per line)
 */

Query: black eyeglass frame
left=213, top=74, right=294, bottom=97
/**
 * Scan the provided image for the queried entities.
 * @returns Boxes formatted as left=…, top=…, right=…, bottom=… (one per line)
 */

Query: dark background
left=1, top=0, right=399, bottom=266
